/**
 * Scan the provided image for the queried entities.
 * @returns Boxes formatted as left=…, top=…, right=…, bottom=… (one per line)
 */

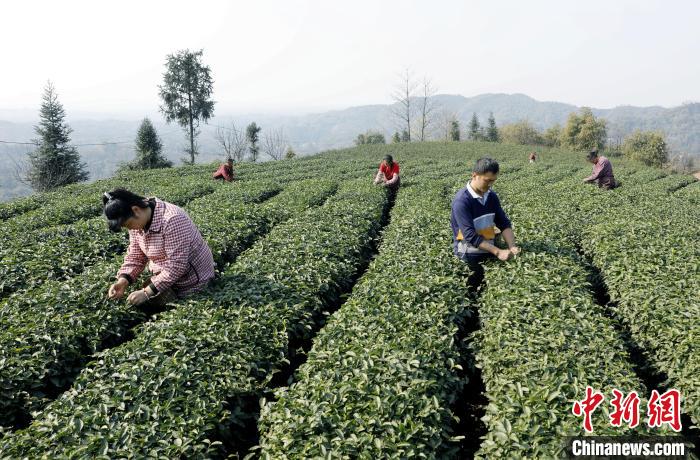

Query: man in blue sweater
left=451, top=157, right=520, bottom=291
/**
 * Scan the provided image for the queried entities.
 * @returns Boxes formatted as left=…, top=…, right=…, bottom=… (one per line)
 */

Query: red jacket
left=213, top=163, right=234, bottom=181
left=379, top=161, right=400, bottom=181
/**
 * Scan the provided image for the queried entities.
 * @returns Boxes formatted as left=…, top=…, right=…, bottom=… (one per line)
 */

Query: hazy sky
left=2, top=0, right=699, bottom=118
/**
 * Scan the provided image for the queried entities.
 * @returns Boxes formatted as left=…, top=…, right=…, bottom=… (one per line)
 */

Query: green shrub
left=622, top=130, right=669, bottom=168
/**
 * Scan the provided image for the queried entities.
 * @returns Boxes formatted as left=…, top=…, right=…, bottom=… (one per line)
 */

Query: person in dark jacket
left=583, top=150, right=616, bottom=190
left=451, top=158, right=520, bottom=291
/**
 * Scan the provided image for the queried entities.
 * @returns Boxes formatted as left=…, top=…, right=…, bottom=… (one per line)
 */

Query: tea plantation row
left=0, top=178, right=339, bottom=430
left=0, top=142, right=696, bottom=458
left=0, top=179, right=390, bottom=457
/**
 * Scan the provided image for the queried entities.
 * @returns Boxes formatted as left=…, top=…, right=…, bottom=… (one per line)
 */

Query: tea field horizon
left=0, top=141, right=698, bottom=459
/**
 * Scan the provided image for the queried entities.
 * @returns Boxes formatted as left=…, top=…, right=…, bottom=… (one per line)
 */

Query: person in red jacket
left=103, top=189, right=215, bottom=310
left=373, top=155, right=400, bottom=190
left=213, top=158, right=235, bottom=182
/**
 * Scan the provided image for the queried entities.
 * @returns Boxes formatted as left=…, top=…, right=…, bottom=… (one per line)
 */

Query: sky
left=2, top=0, right=699, bottom=119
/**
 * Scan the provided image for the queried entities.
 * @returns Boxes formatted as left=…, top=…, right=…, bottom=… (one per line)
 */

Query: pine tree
left=392, top=132, right=401, bottom=143
left=123, top=118, right=172, bottom=170
left=25, top=82, right=88, bottom=192
left=401, top=129, right=410, bottom=142
left=486, top=112, right=500, bottom=142
left=246, top=122, right=261, bottom=162
left=468, top=113, right=482, bottom=141
left=449, top=120, right=461, bottom=141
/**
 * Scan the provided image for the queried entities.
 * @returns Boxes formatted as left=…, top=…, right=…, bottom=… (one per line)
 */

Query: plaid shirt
left=584, top=156, right=616, bottom=188
left=117, top=198, right=215, bottom=297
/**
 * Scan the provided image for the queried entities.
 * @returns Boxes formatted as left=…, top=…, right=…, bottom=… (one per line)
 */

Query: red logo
left=572, top=388, right=682, bottom=432
left=572, top=386, right=605, bottom=432
left=648, top=389, right=682, bottom=432
left=609, top=389, right=641, bottom=428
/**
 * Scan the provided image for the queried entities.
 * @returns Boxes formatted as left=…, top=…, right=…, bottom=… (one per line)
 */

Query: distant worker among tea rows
left=583, top=150, right=617, bottom=190
left=374, top=154, right=400, bottom=190
left=213, top=157, right=235, bottom=182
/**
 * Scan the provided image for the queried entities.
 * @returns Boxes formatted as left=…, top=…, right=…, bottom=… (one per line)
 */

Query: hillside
left=2, top=93, right=699, bottom=202
left=0, top=142, right=698, bottom=458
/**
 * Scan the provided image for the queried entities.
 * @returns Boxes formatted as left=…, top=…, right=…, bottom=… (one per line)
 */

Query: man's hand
left=496, top=248, right=512, bottom=261
left=509, top=246, right=521, bottom=256
left=108, top=277, right=129, bottom=300
left=127, top=289, right=150, bottom=306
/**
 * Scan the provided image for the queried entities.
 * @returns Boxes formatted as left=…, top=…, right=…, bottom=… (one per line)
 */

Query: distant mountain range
left=270, top=93, right=700, bottom=154
left=1, top=93, right=699, bottom=201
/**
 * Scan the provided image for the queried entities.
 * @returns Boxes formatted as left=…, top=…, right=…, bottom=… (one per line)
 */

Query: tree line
left=22, top=49, right=294, bottom=193
left=358, top=83, right=674, bottom=170
left=492, top=108, right=670, bottom=168
left=22, top=58, right=685, bottom=193
left=352, top=68, right=680, bottom=170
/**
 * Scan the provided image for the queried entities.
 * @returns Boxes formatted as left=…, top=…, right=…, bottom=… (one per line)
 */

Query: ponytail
left=103, top=188, right=149, bottom=232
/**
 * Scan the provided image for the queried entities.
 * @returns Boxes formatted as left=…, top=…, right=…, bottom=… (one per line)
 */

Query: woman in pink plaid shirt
left=103, top=189, right=215, bottom=308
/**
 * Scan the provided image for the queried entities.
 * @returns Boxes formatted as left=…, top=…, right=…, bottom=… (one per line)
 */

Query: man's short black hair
left=103, top=188, right=148, bottom=232
left=586, top=150, right=599, bottom=161
left=473, top=157, right=500, bottom=175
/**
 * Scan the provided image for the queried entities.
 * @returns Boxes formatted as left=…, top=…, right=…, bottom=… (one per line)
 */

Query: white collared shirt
left=466, top=181, right=491, bottom=206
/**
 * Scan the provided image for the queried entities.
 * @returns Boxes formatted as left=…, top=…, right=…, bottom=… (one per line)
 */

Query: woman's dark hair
left=586, top=150, right=599, bottom=161
left=103, top=188, right=148, bottom=232
left=473, top=157, right=500, bottom=175
left=383, top=154, right=394, bottom=166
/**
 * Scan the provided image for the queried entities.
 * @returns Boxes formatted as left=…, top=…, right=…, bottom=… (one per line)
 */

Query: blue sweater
left=450, top=185, right=512, bottom=257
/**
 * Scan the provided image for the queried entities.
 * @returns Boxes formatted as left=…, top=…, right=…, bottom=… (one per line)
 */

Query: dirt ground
left=694, top=171, right=700, bottom=180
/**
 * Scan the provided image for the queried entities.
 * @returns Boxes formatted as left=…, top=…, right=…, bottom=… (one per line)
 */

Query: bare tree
left=437, top=109, right=460, bottom=141
left=262, top=128, right=288, bottom=161
left=390, top=68, right=417, bottom=142
left=417, top=77, right=438, bottom=142
left=215, top=122, right=248, bottom=162
left=669, top=152, right=697, bottom=174
left=12, top=145, right=38, bottom=187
